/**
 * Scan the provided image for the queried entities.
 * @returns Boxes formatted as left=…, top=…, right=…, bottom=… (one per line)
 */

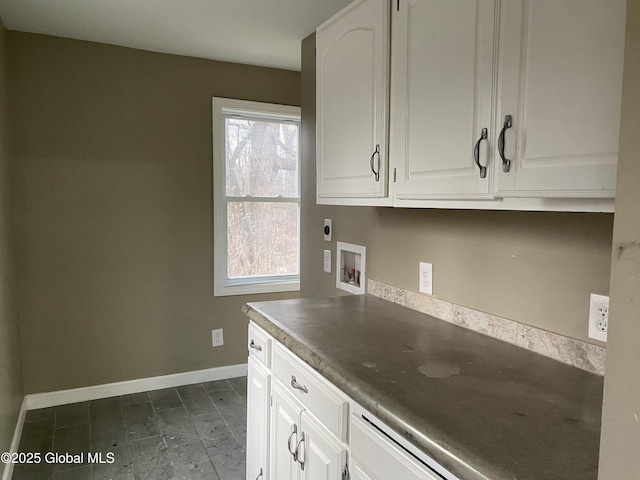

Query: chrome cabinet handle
left=342, top=464, right=350, bottom=480
left=473, top=128, right=488, bottom=179
left=287, top=424, right=298, bottom=458
left=290, top=375, right=308, bottom=394
left=295, top=432, right=306, bottom=471
left=370, top=144, right=380, bottom=181
left=249, top=340, right=262, bottom=352
left=498, top=115, right=513, bottom=173
left=255, top=467, right=263, bottom=479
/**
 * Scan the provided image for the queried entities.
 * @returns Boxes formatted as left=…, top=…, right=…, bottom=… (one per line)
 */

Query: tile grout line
left=51, top=410, right=57, bottom=455
left=191, top=383, right=225, bottom=480
left=86, top=401, right=93, bottom=479
left=205, top=382, right=245, bottom=452
left=227, top=380, right=241, bottom=397
left=148, top=391, right=175, bottom=480
left=175, top=386, right=188, bottom=414
left=162, top=390, right=180, bottom=479
left=221, top=383, right=246, bottom=447
left=171, top=386, right=223, bottom=480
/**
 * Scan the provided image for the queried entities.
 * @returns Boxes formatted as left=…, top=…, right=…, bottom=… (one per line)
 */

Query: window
left=213, top=97, right=301, bottom=296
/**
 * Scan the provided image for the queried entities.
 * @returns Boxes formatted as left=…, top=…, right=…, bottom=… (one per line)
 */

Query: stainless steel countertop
left=243, top=295, right=603, bottom=480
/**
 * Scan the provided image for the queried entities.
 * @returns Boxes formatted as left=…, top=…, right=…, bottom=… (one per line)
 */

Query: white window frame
left=212, top=97, right=301, bottom=297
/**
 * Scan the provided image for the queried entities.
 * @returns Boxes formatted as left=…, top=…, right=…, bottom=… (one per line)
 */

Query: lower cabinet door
left=247, top=358, right=271, bottom=480
left=270, top=383, right=303, bottom=480
left=299, top=411, right=347, bottom=480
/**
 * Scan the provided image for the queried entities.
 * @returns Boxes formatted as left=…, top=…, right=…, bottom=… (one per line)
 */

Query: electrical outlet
left=419, top=262, right=433, bottom=295
left=212, top=328, right=224, bottom=347
left=588, top=294, right=609, bottom=342
left=323, top=250, right=332, bottom=273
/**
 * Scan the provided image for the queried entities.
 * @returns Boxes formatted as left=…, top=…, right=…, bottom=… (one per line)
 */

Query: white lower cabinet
left=270, top=380, right=347, bottom=480
left=270, top=382, right=302, bottom=480
left=247, top=322, right=451, bottom=480
left=246, top=358, right=271, bottom=480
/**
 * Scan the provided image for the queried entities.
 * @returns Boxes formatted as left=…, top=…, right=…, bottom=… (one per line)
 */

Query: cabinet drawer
left=351, top=415, right=441, bottom=480
left=248, top=323, right=271, bottom=368
left=272, top=342, right=348, bottom=441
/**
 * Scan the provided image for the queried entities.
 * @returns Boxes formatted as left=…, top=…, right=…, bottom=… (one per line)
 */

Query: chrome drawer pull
left=342, top=464, right=350, bottom=480
left=370, top=144, right=380, bottom=181
left=473, top=127, right=488, bottom=178
left=290, top=375, right=308, bottom=394
left=295, top=432, right=306, bottom=470
left=498, top=115, right=513, bottom=172
left=287, top=424, right=298, bottom=458
left=249, top=340, right=262, bottom=352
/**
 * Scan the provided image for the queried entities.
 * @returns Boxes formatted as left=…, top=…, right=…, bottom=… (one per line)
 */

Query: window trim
left=212, top=97, right=301, bottom=297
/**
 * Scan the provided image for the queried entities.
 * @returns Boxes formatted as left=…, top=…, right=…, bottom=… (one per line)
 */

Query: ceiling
left=0, top=0, right=353, bottom=71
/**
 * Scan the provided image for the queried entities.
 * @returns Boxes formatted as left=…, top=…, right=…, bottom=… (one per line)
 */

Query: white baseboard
left=25, top=363, right=248, bottom=410
left=2, top=397, right=27, bottom=480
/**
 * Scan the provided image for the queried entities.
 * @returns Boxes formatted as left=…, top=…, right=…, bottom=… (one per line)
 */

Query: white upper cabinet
left=392, top=0, right=497, bottom=200
left=495, top=0, right=626, bottom=198
left=316, top=0, right=390, bottom=204
left=315, top=0, right=625, bottom=211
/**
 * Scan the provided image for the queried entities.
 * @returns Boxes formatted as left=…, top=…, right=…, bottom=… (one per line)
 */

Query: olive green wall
left=300, top=33, right=613, bottom=345
left=599, top=0, right=640, bottom=476
left=0, top=20, right=24, bottom=453
left=8, top=32, right=300, bottom=394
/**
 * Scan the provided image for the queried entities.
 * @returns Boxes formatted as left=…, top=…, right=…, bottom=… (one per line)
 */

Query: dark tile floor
left=12, top=377, right=248, bottom=480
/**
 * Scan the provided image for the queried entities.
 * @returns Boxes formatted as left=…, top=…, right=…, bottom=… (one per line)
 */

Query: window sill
left=214, top=280, right=300, bottom=297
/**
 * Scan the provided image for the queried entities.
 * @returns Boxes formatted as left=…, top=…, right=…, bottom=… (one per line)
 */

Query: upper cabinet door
left=392, top=0, right=497, bottom=200
left=495, top=0, right=626, bottom=198
left=316, top=0, right=390, bottom=203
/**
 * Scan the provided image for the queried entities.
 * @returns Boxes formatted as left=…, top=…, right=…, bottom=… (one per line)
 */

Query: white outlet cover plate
left=588, top=293, right=609, bottom=342
left=212, top=328, right=224, bottom=347
left=419, top=262, right=433, bottom=295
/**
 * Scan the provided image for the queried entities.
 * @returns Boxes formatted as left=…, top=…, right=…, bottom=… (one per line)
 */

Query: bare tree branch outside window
left=224, top=117, right=299, bottom=279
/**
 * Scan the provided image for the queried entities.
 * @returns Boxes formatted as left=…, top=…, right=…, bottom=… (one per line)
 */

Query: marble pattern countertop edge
left=367, top=278, right=606, bottom=376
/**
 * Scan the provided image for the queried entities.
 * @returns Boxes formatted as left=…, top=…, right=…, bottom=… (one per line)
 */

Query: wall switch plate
left=588, top=294, right=609, bottom=342
left=323, top=219, right=332, bottom=241
left=419, top=262, right=433, bottom=295
left=212, top=328, right=224, bottom=347
left=323, top=250, right=332, bottom=273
